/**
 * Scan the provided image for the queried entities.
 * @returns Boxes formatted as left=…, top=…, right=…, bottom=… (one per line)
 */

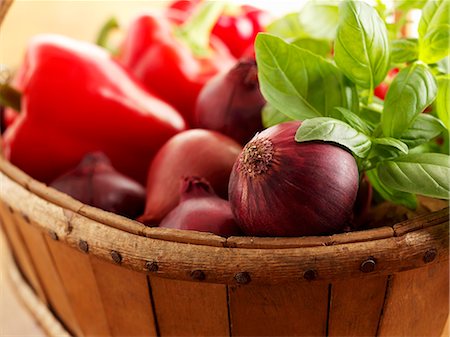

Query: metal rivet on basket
left=145, top=261, right=159, bottom=272
left=78, top=240, right=89, bottom=253
left=423, top=249, right=437, bottom=263
left=111, top=251, right=122, bottom=264
left=303, top=269, right=317, bottom=281
left=190, top=270, right=206, bottom=281
left=360, top=258, right=376, bottom=273
left=48, top=231, right=58, bottom=241
left=234, top=272, right=251, bottom=284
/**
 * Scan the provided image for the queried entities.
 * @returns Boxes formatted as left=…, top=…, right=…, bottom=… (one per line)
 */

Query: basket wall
left=0, top=163, right=449, bottom=337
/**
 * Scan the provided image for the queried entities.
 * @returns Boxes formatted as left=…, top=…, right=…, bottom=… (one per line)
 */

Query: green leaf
left=366, top=169, right=418, bottom=209
left=332, top=107, right=372, bottom=134
left=266, top=12, right=305, bottom=39
left=334, top=1, right=390, bottom=91
left=377, top=153, right=450, bottom=199
left=372, top=138, right=409, bottom=154
left=291, top=38, right=332, bottom=57
left=255, top=33, right=356, bottom=121
left=359, top=103, right=382, bottom=129
left=436, top=75, right=450, bottom=129
left=418, top=0, right=450, bottom=64
left=437, top=56, right=450, bottom=74
left=395, top=0, right=427, bottom=11
left=381, top=62, right=437, bottom=138
left=390, top=39, right=419, bottom=64
left=298, top=2, right=339, bottom=40
left=261, top=104, right=293, bottom=128
left=295, top=117, right=372, bottom=158
left=400, top=113, right=446, bottom=148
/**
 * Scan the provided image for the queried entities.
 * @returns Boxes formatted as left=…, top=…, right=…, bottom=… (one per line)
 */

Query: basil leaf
left=436, top=75, right=450, bottom=129
left=395, top=0, right=427, bottom=11
left=418, top=0, right=450, bottom=64
left=261, top=104, right=293, bottom=128
left=381, top=63, right=438, bottom=138
left=377, top=153, right=450, bottom=199
left=400, top=113, right=446, bottom=148
left=332, top=107, right=372, bottom=134
left=298, top=2, right=339, bottom=40
left=295, top=117, right=372, bottom=158
left=291, top=38, right=332, bottom=57
left=334, top=1, right=390, bottom=90
left=366, top=169, right=418, bottom=209
left=437, top=56, right=450, bottom=74
left=266, top=13, right=305, bottom=39
left=372, top=138, right=409, bottom=154
left=359, top=103, right=382, bottom=129
left=255, top=33, right=355, bottom=120
left=391, top=39, right=419, bottom=64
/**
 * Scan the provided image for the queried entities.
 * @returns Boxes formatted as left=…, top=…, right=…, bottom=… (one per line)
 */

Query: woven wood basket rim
left=1, top=153, right=448, bottom=285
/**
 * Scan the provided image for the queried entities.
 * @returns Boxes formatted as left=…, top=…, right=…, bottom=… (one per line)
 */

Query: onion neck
left=239, top=137, right=274, bottom=178
left=180, top=176, right=216, bottom=200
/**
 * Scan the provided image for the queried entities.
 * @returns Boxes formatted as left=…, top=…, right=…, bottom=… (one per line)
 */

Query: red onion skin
left=228, top=121, right=359, bottom=237
left=159, top=177, right=242, bottom=237
left=140, top=129, right=242, bottom=226
left=195, top=59, right=265, bottom=145
left=50, top=152, right=146, bottom=219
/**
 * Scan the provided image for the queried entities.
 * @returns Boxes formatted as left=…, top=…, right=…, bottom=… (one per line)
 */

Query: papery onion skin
left=139, top=129, right=242, bottom=226
left=159, top=177, right=242, bottom=237
left=50, top=152, right=146, bottom=219
left=195, top=59, right=265, bottom=145
left=228, top=121, right=359, bottom=237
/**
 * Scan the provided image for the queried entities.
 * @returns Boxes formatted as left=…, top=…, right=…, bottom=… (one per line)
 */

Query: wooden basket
left=0, top=3, right=449, bottom=337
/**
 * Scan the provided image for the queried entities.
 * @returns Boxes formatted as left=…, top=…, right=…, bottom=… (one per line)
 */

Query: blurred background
left=0, top=0, right=307, bottom=71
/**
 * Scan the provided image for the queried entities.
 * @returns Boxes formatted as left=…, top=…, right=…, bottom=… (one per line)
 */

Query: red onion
left=228, top=121, right=359, bottom=237
left=159, top=177, right=242, bottom=237
left=194, top=59, right=265, bottom=145
left=139, top=129, right=242, bottom=225
left=50, top=152, right=146, bottom=219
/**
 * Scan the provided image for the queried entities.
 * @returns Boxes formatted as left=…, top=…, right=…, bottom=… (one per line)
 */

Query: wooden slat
left=378, top=261, right=449, bottom=336
left=46, top=237, right=111, bottom=337
left=328, top=276, right=388, bottom=336
left=150, top=277, right=229, bottom=337
left=14, top=215, right=82, bottom=336
left=228, top=282, right=329, bottom=336
left=90, top=256, right=157, bottom=337
left=441, top=318, right=449, bottom=337
left=0, top=201, right=47, bottom=303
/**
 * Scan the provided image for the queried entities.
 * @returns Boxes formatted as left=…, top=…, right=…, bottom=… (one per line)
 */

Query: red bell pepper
left=168, top=0, right=271, bottom=58
left=118, top=2, right=235, bottom=126
left=2, top=34, right=187, bottom=184
left=374, top=68, right=400, bottom=100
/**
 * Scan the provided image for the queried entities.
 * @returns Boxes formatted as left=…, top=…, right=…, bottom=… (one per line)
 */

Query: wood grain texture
left=150, top=277, right=229, bottom=337
left=378, top=261, right=449, bottom=336
left=14, top=215, right=82, bottom=337
left=90, top=256, right=157, bottom=337
left=0, top=201, right=47, bottom=304
left=228, top=282, right=329, bottom=336
left=328, top=276, right=388, bottom=336
left=46, top=238, right=111, bottom=337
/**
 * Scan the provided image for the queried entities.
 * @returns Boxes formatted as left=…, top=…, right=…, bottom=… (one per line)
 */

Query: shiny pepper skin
left=118, top=12, right=235, bottom=126
left=3, top=35, right=187, bottom=185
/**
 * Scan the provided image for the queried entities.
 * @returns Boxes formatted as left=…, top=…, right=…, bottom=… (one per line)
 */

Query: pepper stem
left=0, top=83, right=21, bottom=112
left=96, top=17, right=120, bottom=54
left=175, top=1, right=226, bottom=57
